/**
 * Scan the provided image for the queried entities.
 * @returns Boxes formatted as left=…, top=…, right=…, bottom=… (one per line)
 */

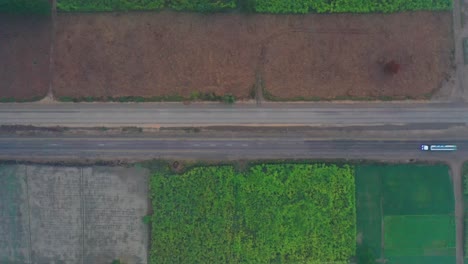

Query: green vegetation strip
left=56, top=0, right=451, bottom=12
left=58, top=93, right=236, bottom=103
left=57, top=0, right=235, bottom=12
left=56, top=0, right=164, bottom=12
left=253, top=0, right=452, bottom=13
left=149, top=164, right=356, bottom=263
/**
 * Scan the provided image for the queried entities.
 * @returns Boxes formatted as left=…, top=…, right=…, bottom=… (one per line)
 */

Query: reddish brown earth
left=53, top=12, right=261, bottom=99
left=8, top=11, right=453, bottom=101
left=0, top=15, right=51, bottom=100
left=53, top=11, right=453, bottom=101
left=262, top=12, right=453, bottom=100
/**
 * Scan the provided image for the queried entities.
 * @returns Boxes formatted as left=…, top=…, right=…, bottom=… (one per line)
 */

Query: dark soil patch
left=0, top=14, right=51, bottom=100
left=53, top=11, right=453, bottom=101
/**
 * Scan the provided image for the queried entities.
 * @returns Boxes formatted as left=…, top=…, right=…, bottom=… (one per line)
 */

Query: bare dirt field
left=53, top=11, right=453, bottom=101
left=0, top=15, right=51, bottom=100
left=0, top=165, right=149, bottom=263
left=262, top=12, right=453, bottom=100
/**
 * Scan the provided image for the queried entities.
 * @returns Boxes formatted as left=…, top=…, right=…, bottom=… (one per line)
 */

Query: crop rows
left=149, top=164, right=356, bottom=263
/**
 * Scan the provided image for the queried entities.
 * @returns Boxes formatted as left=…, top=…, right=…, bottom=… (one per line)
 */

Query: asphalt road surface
left=0, top=102, right=467, bottom=127
left=0, top=136, right=465, bottom=160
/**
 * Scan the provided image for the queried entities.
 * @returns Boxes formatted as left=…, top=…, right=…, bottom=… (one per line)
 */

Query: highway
left=0, top=102, right=467, bottom=127
left=1, top=103, right=466, bottom=264
left=0, top=136, right=465, bottom=160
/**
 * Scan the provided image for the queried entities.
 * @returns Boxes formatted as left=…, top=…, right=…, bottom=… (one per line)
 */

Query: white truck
left=420, top=144, right=457, bottom=151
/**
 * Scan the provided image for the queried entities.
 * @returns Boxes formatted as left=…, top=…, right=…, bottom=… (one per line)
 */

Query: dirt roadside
left=3, top=123, right=468, bottom=140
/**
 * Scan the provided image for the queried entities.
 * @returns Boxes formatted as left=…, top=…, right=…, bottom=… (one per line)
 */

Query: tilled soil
left=262, top=12, right=454, bottom=100
left=53, top=12, right=261, bottom=99
left=10, top=11, right=454, bottom=101
left=0, top=15, right=51, bottom=100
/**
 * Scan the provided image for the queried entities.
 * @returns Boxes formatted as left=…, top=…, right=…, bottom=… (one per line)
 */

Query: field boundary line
left=80, top=167, right=84, bottom=264
left=47, top=0, right=57, bottom=100
left=25, top=165, right=32, bottom=264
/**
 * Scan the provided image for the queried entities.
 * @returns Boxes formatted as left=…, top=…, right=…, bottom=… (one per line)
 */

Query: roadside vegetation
left=253, top=0, right=452, bottom=13
left=58, top=93, right=236, bottom=104
left=56, top=0, right=451, bottom=12
left=149, top=164, right=356, bottom=263
left=0, top=0, right=50, bottom=15
left=56, top=0, right=165, bottom=12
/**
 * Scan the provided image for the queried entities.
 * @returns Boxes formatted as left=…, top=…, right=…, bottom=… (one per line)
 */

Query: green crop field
left=355, top=164, right=455, bottom=264
left=463, top=162, right=468, bottom=258
left=149, top=164, right=356, bottom=263
left=384, top=215, right=455, bottom=256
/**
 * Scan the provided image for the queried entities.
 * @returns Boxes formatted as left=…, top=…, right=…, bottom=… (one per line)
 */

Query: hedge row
left=56, top=0, right=452, bottom=12
left=149, top=164, right=356, bottom=263
left=57, top=0, right=165, bottom=12
left=0, top=0, right=50, bottom=15
left=57, top=0, right=235, bottom=12
left=254, top=0, right=452, bottom=13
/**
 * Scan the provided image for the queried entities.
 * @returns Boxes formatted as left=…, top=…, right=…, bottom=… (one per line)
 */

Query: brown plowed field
left=0, top=15, right=51, bottom=100
left=51, top=11, right=451, bottom=100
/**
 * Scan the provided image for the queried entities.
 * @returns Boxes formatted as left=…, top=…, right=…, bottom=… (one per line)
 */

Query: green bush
left=149, top=164, right=356, bottom=263
left=253, top=0, right=452, bottom=13
left=169, top=0, right=236, bottom=12
left=57, top=0, right=164, bottom=12
left=0, top=0, right=50, bottom=15
left=222, top=94, right=236, bottom=104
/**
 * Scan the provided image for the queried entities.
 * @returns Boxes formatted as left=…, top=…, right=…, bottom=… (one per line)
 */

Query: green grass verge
left=149, top=164, right=356, bottom=263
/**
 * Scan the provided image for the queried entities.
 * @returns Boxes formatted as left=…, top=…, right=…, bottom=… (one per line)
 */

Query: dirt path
left=449, top=160, right=464, bottom=264
left=453, top=0, right=468, bottom=102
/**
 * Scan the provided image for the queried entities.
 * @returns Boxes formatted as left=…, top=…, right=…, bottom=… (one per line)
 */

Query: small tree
left=384, top=60, right=400, bottom=75
left=222, top=94, right=236, bottom=104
